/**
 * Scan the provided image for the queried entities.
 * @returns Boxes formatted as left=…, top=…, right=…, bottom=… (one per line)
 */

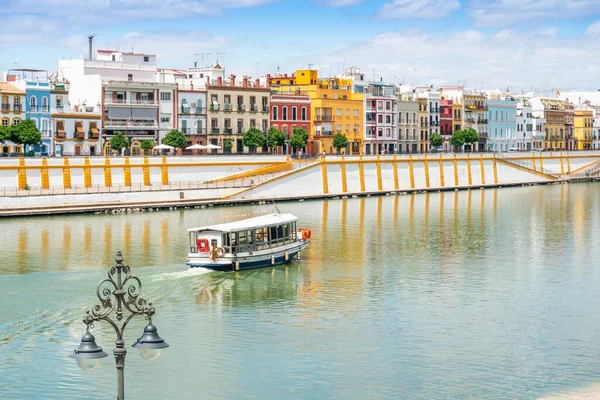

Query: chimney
left=217, top=76, right=223, bottom=86
left=230, top=75, right=235, bottom=86
left=255, top=79, right=260, bottom=87
left=243, top=78, right=248, bottom=88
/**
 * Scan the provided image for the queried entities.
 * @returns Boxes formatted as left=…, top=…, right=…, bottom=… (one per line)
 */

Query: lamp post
left=69, top=251, right=168, bottom=400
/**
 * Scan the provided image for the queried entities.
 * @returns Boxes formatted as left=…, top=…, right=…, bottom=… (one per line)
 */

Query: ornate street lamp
left=70, top=251, right=168, bottom=400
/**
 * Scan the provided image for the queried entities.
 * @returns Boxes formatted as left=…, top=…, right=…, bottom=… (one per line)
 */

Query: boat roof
left=188, top=213, right=298, bottom=233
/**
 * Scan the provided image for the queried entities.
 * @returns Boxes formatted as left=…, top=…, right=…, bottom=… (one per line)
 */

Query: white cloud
left=586, top=21, right=600, bottom=36
left=468, top=0, right=600, bottom=27
left=317, top=0, right=364, bottom=6
left=376, top=0, right=460, bottom=20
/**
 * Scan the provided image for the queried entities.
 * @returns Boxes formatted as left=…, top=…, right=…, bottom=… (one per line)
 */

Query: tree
left=140, top=140, right=156, bottom=150
left=289, top=128, right=308, bottom=150
left=223, top=139, right=233, bottom=149
left=242, top=127, right=265, bottom=153
left=429, top=133, right=443, bottom=148
left=332, top=133, right=348, bottom=153
left=162, top=129, right=186, bottom=149
left=266, top=127, right=285, bottom=152
left=17, top=119, right=42, bottom=152
left=450, top=130, right=466, bottom=149
left=110, top=132, right=129, bottom=152
left=463, top=128, right=479, bottom=149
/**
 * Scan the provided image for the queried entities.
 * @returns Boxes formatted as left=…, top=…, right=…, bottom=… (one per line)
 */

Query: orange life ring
left=216, top=247, right=226, bottom=257
left=196, top=238, right=209, bottom=252
left=302, top=229, right=310, bottom=241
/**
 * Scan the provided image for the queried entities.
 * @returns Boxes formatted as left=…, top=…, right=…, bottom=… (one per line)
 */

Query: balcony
left=237, top=104, right=245, bottom=112
left=197, top=128, right=206, bottom=135
left=1, top=104, right=10, bottom=112
left=30, top=105, right=38, bottom=112
left=316, top=130, right=333, bottom=136
left=477, top=119, right=488, bottom=124
left=224, top=128, right=233, bottom=135
left=55, top=103, right=64, bottom=110
left=211, top=128, right=220, bottom=134
left=104, top=99, right=158, bottom=107
left=249, top=105, right=257, bottom=112
left=315, top=115, right=333, bottom=121
left=209, top=104, right=220, bottom=112
left=194, top=107, right=206, bottom=114
left=41, top=106, right=49, bottom=113
left=262, top=105, right=269, bottom=113
left=104, top=120, right=159, bottom=129
left=223, top=104, right=234, bottom=112
left=13, top=104, right=22, bottom=112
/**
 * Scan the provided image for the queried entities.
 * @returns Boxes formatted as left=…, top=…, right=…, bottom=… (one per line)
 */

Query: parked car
left=508, top=148, right=520, bottom=152
left=532, top=148, right=543, bottom=153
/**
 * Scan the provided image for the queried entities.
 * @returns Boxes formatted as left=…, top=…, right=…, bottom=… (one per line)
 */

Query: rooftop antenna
left=87, top=33, right=97, bottom=60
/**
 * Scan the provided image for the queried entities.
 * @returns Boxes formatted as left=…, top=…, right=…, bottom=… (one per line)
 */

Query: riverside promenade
left=1, top=152, right=599, bottom=217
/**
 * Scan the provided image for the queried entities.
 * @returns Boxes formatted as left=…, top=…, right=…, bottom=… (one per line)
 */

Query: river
left=1, top=183, right=600, bottom=399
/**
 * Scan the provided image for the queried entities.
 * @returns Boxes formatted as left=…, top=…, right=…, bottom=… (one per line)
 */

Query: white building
left=58, top=50, right=176, bottom=155
left=593, top=107, right=600, bottom=150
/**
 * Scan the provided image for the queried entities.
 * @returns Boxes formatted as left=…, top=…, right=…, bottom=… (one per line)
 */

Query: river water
left=1, top=183, right=600, bottom=399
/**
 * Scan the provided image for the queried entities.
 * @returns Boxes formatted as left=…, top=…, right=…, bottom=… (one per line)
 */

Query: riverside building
left=0, top=82, right=26, bottom=154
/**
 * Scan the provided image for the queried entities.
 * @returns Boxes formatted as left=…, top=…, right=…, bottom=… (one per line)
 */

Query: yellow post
left=408, top=155, right=415, bottom=189
left=376, top=155, right=383, bottom=191
left=104, top=157, right=112, bottom=187
left=124, top=157, right=131, bottom=187
left=358, top=155, right=365, bottom=192
left=83, top=157, right=92, bottom=188
left=453, top=154, right=458, bottom=186
left=321, top=157, right=329, bottom=194
left=559, top=152, right=564, bottom=174
left=393, top=155, right=399, bottom=190
left=63, top=158, right=71, bottom=189
left=539, top=154, right=544, bottom=171
left=466, top=154, right=472, bottom=186
left=493, top=155, right=498, bottom=184
left=161, top=156, right=168, bottom=185
left=143, top=156, right=150, bottom=186
left=438, top=154, right=445, bottom=188
left=17, top=157, right=27, bottom=190
left=40, top=158, right=49, bottom=190
left=531, top=152, right=537, bottom=171
left=340, top=156, right=347, bottom=193
left=566, top=151, right=571, bottom=173
left=423, top=154, right=430, bottom=188
left=479, top=153, right=485, bottom=185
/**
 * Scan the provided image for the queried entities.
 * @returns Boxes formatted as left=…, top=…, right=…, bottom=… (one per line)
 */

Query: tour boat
left=187, top=213, right=311, bottom=271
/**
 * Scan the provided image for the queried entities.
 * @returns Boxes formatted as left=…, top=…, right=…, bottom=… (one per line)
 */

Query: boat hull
left=187, top=240, right=309, bottom=272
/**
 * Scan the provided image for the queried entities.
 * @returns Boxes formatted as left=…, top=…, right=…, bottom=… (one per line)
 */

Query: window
left=386, top=102, right=391, bottom=110
left=13, top=118, right=21, bottom=125
left=1, top=118, right=8, bottom=126
left=237, top=119, right=243, bottom=133
left=301, top=107, right=307, bottom=121
left=345, top=124, right=349, bottom=132
left=56, top=96, right=63, bottom=108
left=282, top=107, right=288, bottom=121
left=378, top=115, right=383, bottom=123
left=128, top=74, right=133, bottom=82
left=29, top=96, right=37, bottom=111
left=262, top=120, right=268, bottom=133
left=160, top=92, right=171, bottom=101
left=353, top=109, right=358, bottom=117
left=346, top=109, right=350, bottom=117
left=386, top=115, right=391, bottom=124
left=336, top=124, right=342, bottom=132
left=283, top=126, right=288, bottom=136
left=273, top=106, right=278, bottom=120
left=161, top=116, right=170, bottom=123
left=250, top=119, right=256, bottom=127
left=41, top=97, right=48, bottom=111
left=336, top=108, right=341, bottom=116
left=292, top=107, right=297, bottom=121
left=112, top=55, right=116, bottom=61
left=143, top=56, right=149, bottom=62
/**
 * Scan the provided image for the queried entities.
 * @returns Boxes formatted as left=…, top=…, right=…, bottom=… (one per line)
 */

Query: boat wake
left=150, top=267, right=212, bottom=281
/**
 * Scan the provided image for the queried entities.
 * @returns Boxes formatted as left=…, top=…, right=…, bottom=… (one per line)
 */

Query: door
left=74, top=144, right=81, bottom=156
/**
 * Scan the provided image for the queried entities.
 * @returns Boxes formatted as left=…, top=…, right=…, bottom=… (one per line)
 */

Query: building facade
left=564, top=103, right=574, bottom=151
left=486, top=99, right=517, bottom=152
left=362, top=83, right=397, bottom=155
left=0, top=82, right=26, bottom=154
left=396, top=93, right=419, bottom=153
left=417, top=98, right=429, bottom=153
left=574, top=105, right=594, bottom=150
left=270, top=94, right=311, bottom=155
left=463, top=92, right=488, bottom=152
left=439, top=99, right=453, bottom=151
left=206, top=75, right=270, bottom=153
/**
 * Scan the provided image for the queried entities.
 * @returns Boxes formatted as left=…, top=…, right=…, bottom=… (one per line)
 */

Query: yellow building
left=574, top=106, right=594, bottom=150
left=269, top=70, right=364, bottom=155
left=539, top=99, right=565, bottom=150
left=0, top=82, right=26, bottom=154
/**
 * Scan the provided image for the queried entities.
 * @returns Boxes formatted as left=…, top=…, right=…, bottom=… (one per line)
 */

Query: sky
left=1, top=0, right=600, bottom=93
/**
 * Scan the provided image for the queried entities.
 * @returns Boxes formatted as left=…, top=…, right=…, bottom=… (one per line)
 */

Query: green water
left=1, top=183, right=600, bottom=399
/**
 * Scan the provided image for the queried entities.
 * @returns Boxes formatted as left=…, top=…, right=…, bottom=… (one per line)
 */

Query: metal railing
left=1, top=104, right=10, bottom=112
left=496, top=153, right=558, bottom=177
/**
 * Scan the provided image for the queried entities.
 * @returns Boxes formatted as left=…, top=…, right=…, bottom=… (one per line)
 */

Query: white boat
left=187, top=213, right=311, bottom=271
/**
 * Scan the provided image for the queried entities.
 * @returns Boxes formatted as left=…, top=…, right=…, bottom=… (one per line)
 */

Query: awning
left=91, top=128, right=100, bottom=135
left=132, top=108, right=156, bottom=119
left=108, top=107, right=132, bottom=119
left=76, top=126, right=84, bottom=133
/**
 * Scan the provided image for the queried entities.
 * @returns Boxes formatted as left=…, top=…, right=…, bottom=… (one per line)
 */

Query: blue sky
left=1, top=0, right=600, bottom=92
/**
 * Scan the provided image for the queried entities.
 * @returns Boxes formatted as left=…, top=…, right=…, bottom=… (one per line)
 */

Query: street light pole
left=70, top=251, right=168, bottom=400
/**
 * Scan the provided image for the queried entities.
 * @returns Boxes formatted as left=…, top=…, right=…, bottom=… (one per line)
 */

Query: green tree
left=289, top=128, right=308, bottom=150
left=140, top=140, right=156, bottom=150
left=332, top=133, right=348, bottom=153
left=242, top=127, right=265, bottom=153
left=162, top=129, right=187, bottom=149
left=266, top=127, right=286, bottom=151
left=429, top=133, right=443, bottom=148
left=450, top=130, right=466, bottom=149
left=463, top=128, right=479, bottom=149
left=17, top=119, right=42, bottom=152
left=223, top=139, right=233, bottom=149
left=110, top=132, right=129, bottom=152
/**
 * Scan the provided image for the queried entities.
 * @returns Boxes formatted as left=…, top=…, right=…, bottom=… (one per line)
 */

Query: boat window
left=222, top=233, right=230, bottom=253
left=284, top=224, right=290, bottom=243
left=189, top=231, right=198, bottom=253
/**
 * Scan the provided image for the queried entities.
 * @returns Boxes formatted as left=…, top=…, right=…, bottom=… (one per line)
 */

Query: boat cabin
left=188, top=213, right=300, bottom=256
